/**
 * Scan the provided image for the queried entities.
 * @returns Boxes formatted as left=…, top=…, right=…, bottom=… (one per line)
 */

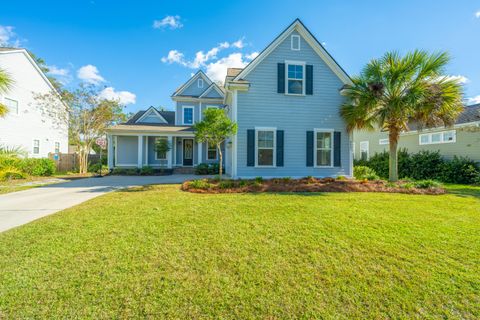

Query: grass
left=0, top=184, right=479, bottom=318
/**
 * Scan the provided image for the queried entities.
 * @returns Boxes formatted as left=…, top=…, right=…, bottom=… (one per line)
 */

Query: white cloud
left=467, top=95, right=480, bottom=105
left=205, top=53, right=250, bottom=83
left=245, top=52, right=259, bottom=60
left=77, top=64, right=105, bottom=84
left=47, top=65, right=69, bottom=76
left=232, top=38, right=245, bottom=49
left=99, top=87, right=136, bottom=105
left=475, top=11, right=480, bottom=18
left=153, top=15, right=183, bottom=30
left=0, top=25, right=21, bottom=47
left=443, top=75, right=469, bottom=84
left=161, top=50, right=187, bottom=66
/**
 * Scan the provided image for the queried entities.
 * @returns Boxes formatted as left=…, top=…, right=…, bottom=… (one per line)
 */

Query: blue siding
left=116, top=136, right=137, bottom=166
left=181, top=77, right=209, bottom=96
left=204, top=87, right=223, bottom=98
left=147, top=137, right=168, bottom=167
left=235, top=30, right=351, bottom=178
left=175, top=102, right=200, bottom=125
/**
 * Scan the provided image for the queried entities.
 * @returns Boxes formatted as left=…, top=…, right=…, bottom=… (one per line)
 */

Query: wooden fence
left=48, top=153, right=102, bottom=172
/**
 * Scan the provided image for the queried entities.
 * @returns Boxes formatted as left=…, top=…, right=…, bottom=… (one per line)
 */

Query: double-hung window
left=5, top=98, right=18, bottom=114
left=256, top=129, right=275, bottom=167
left=286, top=62, right=305, bottom=95
left=33, top=140, right=40, bottom=154
left=55, top=142, right=60, bottom=153
left=315, top=130, right=333, bottom=167
left=183, top=106, right=194, bottom=125
left=360, top=141, right=369, bottom=161
left=155, top=137, right=168, bottom=160
left=207, top=142, right=217, bottom=160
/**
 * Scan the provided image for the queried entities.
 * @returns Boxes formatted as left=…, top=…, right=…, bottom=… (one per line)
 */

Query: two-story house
left=0, top=48, right=68, bottom=157
left=107, top=19, right=353, bottom=178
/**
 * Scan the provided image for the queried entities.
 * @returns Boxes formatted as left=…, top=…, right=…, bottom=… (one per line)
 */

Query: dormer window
left=197, top=78, right=204, bottom=88
left=291, top=35, right=300, bottom=51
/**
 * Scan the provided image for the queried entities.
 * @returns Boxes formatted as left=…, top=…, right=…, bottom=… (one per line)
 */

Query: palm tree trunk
left=218, top=144, right=223, bottom=180
left=388, top=130, right=399, bottom=182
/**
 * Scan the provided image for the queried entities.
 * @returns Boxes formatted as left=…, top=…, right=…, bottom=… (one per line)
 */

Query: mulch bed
left=181, top=177, right=446, bottom=195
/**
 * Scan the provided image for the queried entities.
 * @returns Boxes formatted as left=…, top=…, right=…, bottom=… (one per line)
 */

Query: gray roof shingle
left=124, top=108, right=176, bottom=126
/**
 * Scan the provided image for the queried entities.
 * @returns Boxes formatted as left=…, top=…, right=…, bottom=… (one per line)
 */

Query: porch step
left=173, top=167, right=196, bottom=174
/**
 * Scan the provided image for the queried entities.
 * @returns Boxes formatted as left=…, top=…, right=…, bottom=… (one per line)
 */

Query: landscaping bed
left=182, top=177, right=446, bottom=195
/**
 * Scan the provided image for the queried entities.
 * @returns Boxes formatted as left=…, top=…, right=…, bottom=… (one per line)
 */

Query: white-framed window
left=419, top=130, right=456, bottom=145
left=379, top=138, right=389, bottom=145
left=182, top=106, right=194, bottom=125
left=314, top=129, right=334, bottom=167
left=255, top=128, right=276, bottom=167
left=207, top=142, right=217, bottom=160
left=352, top=142, right=356, bottom=159
left=55, top=142, right=60, bottom=153
left=291, top=35, right=300, bottom=51
left=360, top=141, right=369, bottom=160
left=5, top=98, right=18, bottom=114
left=33, top=140, right=40, bottom=154
left=197, top=78, right=204, bottom=88
left=155, top=137, right=168, bottom=160
left=286, top=61, right=305, bottom=95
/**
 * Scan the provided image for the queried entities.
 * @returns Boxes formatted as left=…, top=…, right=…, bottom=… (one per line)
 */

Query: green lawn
left=0, top=185, right=479, bottom=318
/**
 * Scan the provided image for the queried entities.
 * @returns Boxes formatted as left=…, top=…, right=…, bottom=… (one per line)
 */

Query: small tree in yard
left=341, top=50, right=463, bottom=182
left=193, top=108, right=237, bottom=179
left=35, top=84, right=126, bottom=174
left=0, top=68, right=13, bottom=118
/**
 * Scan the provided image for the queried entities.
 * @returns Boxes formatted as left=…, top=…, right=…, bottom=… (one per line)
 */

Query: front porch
left=107, top=134, right=204, bottom=169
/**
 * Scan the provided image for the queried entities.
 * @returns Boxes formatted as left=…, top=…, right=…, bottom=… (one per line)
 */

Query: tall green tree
left=0, top=68, right=13, bottom=118
left=193, top=108, right=237, bottom=179
left=341, top=50, right=464, bottom=181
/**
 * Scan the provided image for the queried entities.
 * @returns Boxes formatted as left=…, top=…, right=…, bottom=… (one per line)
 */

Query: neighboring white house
left=0, top=48, right=68, bottom=157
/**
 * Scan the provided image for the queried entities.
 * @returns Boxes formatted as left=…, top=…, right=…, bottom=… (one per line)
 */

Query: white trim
left=233, top=20, right=352, bottom=85
left=419, top=130, right=456, bottom=145
left=182, top=138, right=194, bottom=166
left=54, top=141, right=60, bottom=153
left=232, top=90, right=238, bottom=177
left=154, top=137, right=168, bottom=160
left=379, top=138, right=389, bottom=145
left=4, top=97, right=18, bottom=115
left=313, top=128, right=334, bottom=168
left=137, top=135, right=143, bottom=168
left=107, top=135, right=114, bottom=169
left=198, top=83, right=225, bottom=99
left=181, top=106, right=194, bottom=125
left=255, top=127, right=277, bottom=168
left=144, top=136, right=148, bottom=165
left=285, top=60, right=306, bottom=96
left=359, top=141, right=369, bottom=160
left=291, top=35, right=300, bottom=51
left=173, top=70, right=212, bottom=97
left=197, top=78, right=204, bottom=89
left=33, top=139, right=40, bottom=155
left=172, top=96, right=224, bottom=103
left=135, top=107, right=168, bottom=124
left=206, top=142, right=218, bottom=160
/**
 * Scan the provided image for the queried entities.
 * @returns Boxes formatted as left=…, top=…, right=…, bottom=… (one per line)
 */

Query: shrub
left=218, top=180, right=235, bottom=189
left=414, top=179, right=442, bottom=189
left=20, top=158, right=56, bottom=176
left=195, top=163, right=210, bottom=175
left=409, top=151, right=444, bottom=180
left=189, top=179, right=212, bottom=190
left=355, top=149, right=410, bottom=179
left=439, top=156, right=480, bottom=184
left=255, top=176, right=263, bottom=183
left=111, top=168, right=139, bottom=175
left=88, top=163, right=102, bottom=173
left=0, top=154, right=22, bottom=169
left=0, top=167, right=27, bottom=181
left=336, top=175, right=347, bottom=180
left=140, top=166, right=154, bottom=175
left=353, top=166, right=379, bottom=180
left=208, top=163, right=223, bottom=174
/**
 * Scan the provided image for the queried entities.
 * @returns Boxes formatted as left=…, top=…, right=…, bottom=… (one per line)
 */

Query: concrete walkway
left=0, top=175, right=196, bottom=233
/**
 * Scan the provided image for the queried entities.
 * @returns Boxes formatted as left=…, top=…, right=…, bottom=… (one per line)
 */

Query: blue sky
left=1, top=0, right=480, bottom=113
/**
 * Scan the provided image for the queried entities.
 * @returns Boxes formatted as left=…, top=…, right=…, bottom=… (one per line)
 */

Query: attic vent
left=198, top=78, right=204, bottom=88
left=291, top=35, right=300, bottom=51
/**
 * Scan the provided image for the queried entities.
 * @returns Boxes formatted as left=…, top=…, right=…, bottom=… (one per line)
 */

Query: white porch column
left=167, top=136, right=173, bottom=168
left=137, top=135, right=143, bottom=168
left=197, top=141, right=202, bottom=165
left=173, top=137, right=176, bottom=166
left=107, top=134, right=114, bottom=169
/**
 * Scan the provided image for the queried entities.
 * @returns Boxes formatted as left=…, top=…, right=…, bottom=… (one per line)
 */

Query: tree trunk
left=217, top=144, right=223, bottom=180
left=78, top=146, right=89, bottom=174
left=388, top=130, right=399, bottom=182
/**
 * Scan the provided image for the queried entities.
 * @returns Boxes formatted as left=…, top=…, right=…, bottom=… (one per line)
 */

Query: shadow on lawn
left=446, top=185, right=480, bottom=200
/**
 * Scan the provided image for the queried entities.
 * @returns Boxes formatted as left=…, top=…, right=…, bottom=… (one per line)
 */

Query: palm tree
left=0, top=68, right=13, bottom=118
left=341, top=50, right=464, bottom=182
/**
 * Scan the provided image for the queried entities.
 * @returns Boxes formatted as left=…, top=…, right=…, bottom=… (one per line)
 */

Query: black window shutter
left=276, top=130, right=284, bottom=167
left=306, top=131, right=314, bottom=167
left=277, top=63, right=285, bottom=93
left=334, top=131, right=341, bottom=167
left=247, top=130, right=255, bottom=166
left=306, top=65, right=313, bottom=95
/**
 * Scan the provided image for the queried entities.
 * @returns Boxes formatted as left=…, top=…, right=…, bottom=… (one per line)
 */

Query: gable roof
left=406, top=104, right=480, bottom=131
left=125, top=108, right=175, bottom=126
left=172, top=70, right=213, bottom=97
left=232, top=19, right=352, bottom=85
left=134, top=106, right=168, bottom=124
left=199, top=82, right=225, bottom=99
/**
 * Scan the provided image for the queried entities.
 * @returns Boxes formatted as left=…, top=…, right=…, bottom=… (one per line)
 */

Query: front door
left=183, top=139, right=193, bottom=166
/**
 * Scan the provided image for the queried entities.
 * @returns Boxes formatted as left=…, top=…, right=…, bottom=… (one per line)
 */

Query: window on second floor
left=286, top=63, right=304, bottom=95
left=5, top=98, right=18, bottom=114
left=183, top=107, right=194, bottom=125
left=197, top=78, right=204, bottom=88
left=33, top=140, right=40, bottom=154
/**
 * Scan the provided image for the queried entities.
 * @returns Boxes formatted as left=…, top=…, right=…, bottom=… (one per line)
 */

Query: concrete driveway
left=0, top=175, right=196, bottom=233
